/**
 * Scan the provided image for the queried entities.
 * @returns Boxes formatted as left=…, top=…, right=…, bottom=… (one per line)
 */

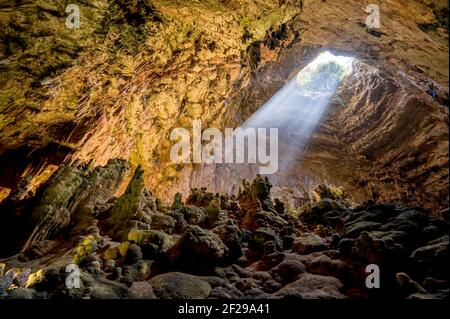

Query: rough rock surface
left=0, top=0, right=448, bottom=301
left=0, top=168, right=447, bottom=299
left=148, top=272, right=212, bottom=299
left=0, top=0, right=448, bottom=214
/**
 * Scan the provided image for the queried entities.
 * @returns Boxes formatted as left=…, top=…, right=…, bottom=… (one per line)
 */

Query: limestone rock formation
left=0, top=0, right=447, bottom=213
left=0, top=0, right=448, bottom=301
left=0, top=159, right=128, bottom=256
left=0, top=163, right=446, bottom=299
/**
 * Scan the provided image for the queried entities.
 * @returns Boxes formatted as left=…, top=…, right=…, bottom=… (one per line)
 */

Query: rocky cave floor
left=0, top=159, right=448, bottom=300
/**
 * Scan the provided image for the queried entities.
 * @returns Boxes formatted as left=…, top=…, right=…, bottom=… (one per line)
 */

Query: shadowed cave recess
left=0, top=0, right=448, bottom=300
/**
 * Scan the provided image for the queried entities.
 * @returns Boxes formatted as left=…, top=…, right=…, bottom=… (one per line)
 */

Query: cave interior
left=0, top=0, right=448, bottom=300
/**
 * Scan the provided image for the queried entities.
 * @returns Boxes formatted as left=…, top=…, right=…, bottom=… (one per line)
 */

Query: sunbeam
left=242, top=51, right=354, bottom=173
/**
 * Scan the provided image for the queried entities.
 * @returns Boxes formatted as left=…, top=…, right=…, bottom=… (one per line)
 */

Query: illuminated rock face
left=0, top=0, right=449, bottom=301
left=0, top=1, right=448, bottom=211
left=166, top=57, right=448, bottom=214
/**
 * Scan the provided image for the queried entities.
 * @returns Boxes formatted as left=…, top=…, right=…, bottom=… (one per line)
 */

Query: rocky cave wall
left=0, top=0, right=448, bottom=213
left=167, top=57, right=449, bottom=214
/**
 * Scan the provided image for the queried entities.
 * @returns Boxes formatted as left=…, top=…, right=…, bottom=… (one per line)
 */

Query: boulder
left=150, top=213, right=176, bottom=233
left=300, top=199, right=344, bottom=226
left=292, top=233, right=327, bottom=254
left=396, top=272, right=432, bottom=299
left=250, top=211, right=289, bottom=230
left=181, top=205, right=206, bottom=225
left=308, top=254, right=351, bottom=279
left=127, top=229, right=174, bottom=258
left=273, top=273, right=346, bottom=299
left=149, top=272, right=211, bottom=299
left=271, top=258, right=306, bottom=283
left=251, top=227, right=282, bottom=253
left=104, top=259, right=116, bottom=272
left=167, top=226, right=228, bottom=273
left=344, top=221, right=382, bottom=237
left=212, top=221, right=243, bottom=260
left=409, top=236, right=449, bottom=279
left=350, top=231, right=405, bottom=265
left=127, top=281, right=156, bottom=299
left=125, top=244, right=142, bottom=265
